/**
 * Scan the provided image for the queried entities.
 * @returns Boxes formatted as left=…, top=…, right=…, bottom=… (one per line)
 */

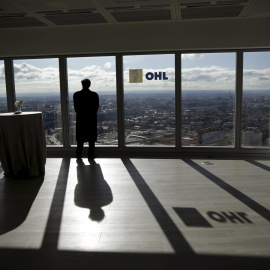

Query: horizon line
left=0, top=89, right=269, bottom=97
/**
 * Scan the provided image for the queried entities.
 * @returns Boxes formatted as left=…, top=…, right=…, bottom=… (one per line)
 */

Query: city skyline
left=0, top=89, right=269, bottom=147
left=1, top=88, right=270, bottom=98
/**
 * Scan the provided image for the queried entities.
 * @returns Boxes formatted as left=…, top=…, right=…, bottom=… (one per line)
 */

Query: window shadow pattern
left=1, top=159, right=270, bottom=269
left=121, top=158, right=193, bottom=254
left=41, top=158, right=70, bottom=249
left=74, top=159, right=113, bottom=221
left=245, top=160, right=270, bottom=173
left=0, top=165, right=44, bottom=235
left=183, top=159, right=270, bottom=222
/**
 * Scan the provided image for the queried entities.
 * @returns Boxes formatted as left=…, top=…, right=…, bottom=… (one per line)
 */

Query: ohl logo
left=129, top=69, right=168, bottom=83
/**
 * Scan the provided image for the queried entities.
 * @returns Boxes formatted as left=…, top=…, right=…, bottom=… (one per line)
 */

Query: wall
left=0, top=16, right=270, bottom=57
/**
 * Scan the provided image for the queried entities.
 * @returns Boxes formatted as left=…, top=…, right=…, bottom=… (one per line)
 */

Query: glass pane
left=242, top=51, right=270, bottom=147
left=123, top=54, right=175, bottom=146
left=181, top=53, right=236, bottom=146
left=14, top=58, right=63, bottom=145
left=0, top=60, right=8, bottom=113
left=67, top=56, right=117, bottom=146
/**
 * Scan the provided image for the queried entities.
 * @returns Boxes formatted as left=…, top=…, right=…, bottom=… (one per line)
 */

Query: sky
left=0, top=52, right=270, bottom=95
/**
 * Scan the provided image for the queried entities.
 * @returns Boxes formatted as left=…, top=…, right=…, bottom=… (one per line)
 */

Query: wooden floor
left=0, top=158, right=270, bottom=269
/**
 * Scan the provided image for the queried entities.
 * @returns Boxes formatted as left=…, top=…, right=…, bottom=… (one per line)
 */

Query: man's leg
left=76, top=140, right=84, bottom=159
left=88, top=141, right=95, bottom=159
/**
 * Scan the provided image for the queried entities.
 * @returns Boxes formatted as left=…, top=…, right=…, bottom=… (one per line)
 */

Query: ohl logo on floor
left=129, top=69, right=168, bottom=83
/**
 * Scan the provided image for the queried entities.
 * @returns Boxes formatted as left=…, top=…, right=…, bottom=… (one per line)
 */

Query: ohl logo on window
left=129, top=69, right=168, bottom=83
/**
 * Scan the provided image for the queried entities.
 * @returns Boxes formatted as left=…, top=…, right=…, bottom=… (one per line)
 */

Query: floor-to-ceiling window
left=242, top=51, right=270, bottom=147
left=1, top=50, right=269, bottom=153
left=0, top=60, right=8, bottom=113
left=13, top=58, right=63, bottom=145
left=67, top=56, right=117, bottom=146
left=123, top=54, right=175, bottom=146
left=181, top=52, right=236, bottom=146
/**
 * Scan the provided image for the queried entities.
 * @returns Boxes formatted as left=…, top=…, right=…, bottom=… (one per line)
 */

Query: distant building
left=70, top=125, right=76, bottom=145
left=243, top=131, right=262, bottom=146
left=198, top=130, right=224, bottom=145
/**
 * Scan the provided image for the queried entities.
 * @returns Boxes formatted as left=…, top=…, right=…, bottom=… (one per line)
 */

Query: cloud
left=182, top=54, right=204, bottom=60
left=182, top=66, right=270, bottom=90
left=68, top=65, right=116, bottom=92
left=104, top=62, right=112, bottom=69
left=259, top=77, right=268, bottom=81
left=2, top=62, right=270, bottom=93
left=243, top=68, right=270, bottom=89
left=14, top=63, right=59, bottom=81
left=0, top=64, right=5, bottom=80
left=68, top=65, right=116, bottom=79
left=182, top=66, right=236, bottom=89
left=243, top=68, right=270, bottom=79
left=9, top=62, right=116, bottom=92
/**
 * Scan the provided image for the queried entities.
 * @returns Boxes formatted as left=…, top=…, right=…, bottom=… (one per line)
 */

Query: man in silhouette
left=73, top=78, right=99, bottom=159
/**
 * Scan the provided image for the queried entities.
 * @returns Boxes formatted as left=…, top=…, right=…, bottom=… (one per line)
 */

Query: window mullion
left=116, top=54, right=125, bottom=149
left=235, top=50, right=243, bottom=150
left=4, top=58, right=16, bottom=112
left=59, top=56, right=70, bottom=148
left=175, top=52, right=182, bottom=149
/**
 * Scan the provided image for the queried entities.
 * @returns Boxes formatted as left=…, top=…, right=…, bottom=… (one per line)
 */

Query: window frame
left=180, top=50, right=238, bottom=148
left=12, top=56, right=64, bottom=146
left=0, top=49, right=269, bottom=157
left=0, top=59, right=8, bottom=113
left=241, top=50, right=270, bottom=148
left=122, top=52, right=176, bottom=147
left=66, top=54, right=118, bottom=147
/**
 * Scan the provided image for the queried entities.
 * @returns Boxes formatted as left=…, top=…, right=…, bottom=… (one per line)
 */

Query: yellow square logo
left=129, top=69, right=143, bottom=83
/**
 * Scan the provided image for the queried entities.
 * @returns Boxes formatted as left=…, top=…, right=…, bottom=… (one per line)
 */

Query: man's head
left=81, top=78, right=91, bottom=89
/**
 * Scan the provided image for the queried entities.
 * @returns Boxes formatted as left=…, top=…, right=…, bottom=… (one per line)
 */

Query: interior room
left=0, top=0, right=270, bottom=269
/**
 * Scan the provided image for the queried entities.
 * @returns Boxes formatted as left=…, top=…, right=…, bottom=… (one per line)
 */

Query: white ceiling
left=0, top=0, right=270, bottom=28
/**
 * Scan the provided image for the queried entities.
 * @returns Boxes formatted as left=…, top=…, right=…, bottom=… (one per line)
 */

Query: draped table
left=0, top=112, right=46, bottom=178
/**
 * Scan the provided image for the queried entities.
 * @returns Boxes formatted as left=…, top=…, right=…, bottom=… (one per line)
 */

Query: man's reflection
left=75, top=159, right=113, bottom=222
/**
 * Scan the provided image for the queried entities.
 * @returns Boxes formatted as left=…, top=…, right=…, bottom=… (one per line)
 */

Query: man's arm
left=73, top=92, right=81, bottom=113
left=96, top=94, right=100, bottom=112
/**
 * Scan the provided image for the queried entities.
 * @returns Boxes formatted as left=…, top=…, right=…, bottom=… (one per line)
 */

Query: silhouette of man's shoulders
left=74, top=89, right=98, bottom=99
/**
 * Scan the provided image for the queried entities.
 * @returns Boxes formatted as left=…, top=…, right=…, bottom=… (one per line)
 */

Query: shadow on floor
left=0, top=171, right=44, bottom=235
left=245, top=160, right=270, bottom=173
left=1, top=159, right=270, bottom=269
left=0, top=248, right=270, bottom=270
left=121, top=158, right=193, bottom=254
left=183, top=159, right=270, bottom=222
left=75, top=159, right=113, bottom=221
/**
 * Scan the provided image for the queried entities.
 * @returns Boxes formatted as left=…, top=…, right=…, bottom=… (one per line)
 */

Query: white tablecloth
left=0, top=112, right=46, bottom=178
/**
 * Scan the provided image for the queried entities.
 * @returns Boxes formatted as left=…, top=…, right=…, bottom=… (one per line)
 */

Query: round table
left=0, top=112, right=46, bottom=178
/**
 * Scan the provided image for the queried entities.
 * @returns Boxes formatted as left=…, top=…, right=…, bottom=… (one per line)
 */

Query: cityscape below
left=0, top=90, right=269, bottom=147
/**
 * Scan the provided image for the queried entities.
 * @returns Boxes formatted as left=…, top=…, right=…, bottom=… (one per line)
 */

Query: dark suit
left=73, top=89, right=99, bottom=158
